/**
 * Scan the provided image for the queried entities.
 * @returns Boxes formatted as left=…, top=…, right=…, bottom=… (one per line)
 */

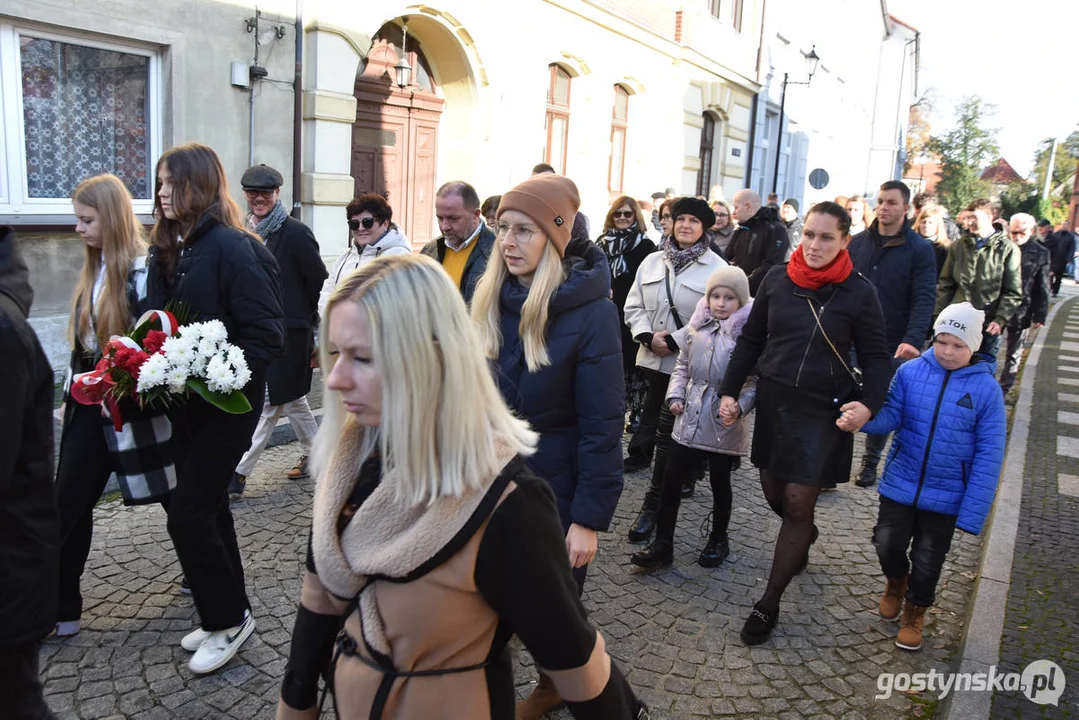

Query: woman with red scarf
left=718, top=201, right=891, bottom=646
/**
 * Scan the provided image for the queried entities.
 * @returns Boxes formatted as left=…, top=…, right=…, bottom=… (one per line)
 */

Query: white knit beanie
left=934, top=302, right=985, bottom=351
left=705, top=265, right=750, bottom=306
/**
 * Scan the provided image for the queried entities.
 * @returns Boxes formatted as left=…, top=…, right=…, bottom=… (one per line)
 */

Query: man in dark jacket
left=1000, top=213, right=1050, bottom=393
left=726, top=189, right=790, bottom=293
left=231, top=165, right=327, bottom=497
left=1044, top=225, right=1077, bottom=297
left=421, top=181, right=495, bottom=304
left=849, top=181, right=938, bottom=487
left=0, top=227, right=59, bottom=719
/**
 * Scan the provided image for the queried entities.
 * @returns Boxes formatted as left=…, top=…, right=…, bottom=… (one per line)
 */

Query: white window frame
left=0, top=23, right=162, bottom=215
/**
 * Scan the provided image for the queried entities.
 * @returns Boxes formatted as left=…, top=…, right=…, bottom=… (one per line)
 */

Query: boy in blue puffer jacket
left=844, top=301, right=1006, bottom=651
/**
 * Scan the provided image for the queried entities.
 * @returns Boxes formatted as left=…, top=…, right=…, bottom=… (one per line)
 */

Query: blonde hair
left=313, top=254, right=537, bottom=506
left=69, top=174, right=148, bottom=351
left=470, top=237, right=566, bottom=371
left=915, top=205, right=947, bottom=242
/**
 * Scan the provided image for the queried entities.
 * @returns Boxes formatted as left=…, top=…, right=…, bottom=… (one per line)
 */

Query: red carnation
left=143, top=329, right=167, bottom=355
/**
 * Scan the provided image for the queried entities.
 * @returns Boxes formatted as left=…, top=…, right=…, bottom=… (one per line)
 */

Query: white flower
left=178, top=322, right=203, bottom=342
left=166, top=366, right=189, bottom=393
left=197, top=337, right=220, bottom=360
left=165, top=339, right=196, bottom=372
left=205, top=355, right=235, bottom=393
left=136, top=353, right=170, bottom=393
left=226, top=345, right=245, bottom=367
left=201, top=320, right=228, bottom=345
left=162, top=334, right=194, bottom=356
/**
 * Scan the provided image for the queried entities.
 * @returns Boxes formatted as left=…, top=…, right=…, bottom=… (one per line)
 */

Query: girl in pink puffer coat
left=630, top=266, right=756, bottom=569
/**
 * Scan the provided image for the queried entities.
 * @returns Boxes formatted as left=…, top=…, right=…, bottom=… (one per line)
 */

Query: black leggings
left=658, top=442, right=734, bottom=539
left=759, top=469, right=819, bottom=611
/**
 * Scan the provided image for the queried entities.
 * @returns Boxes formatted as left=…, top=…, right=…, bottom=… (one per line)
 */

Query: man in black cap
left=230, top=165, right=328, bottom=497
left=779, top=198, right=803, bottom=259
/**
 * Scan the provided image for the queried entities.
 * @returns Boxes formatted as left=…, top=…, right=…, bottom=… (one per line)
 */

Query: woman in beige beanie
left=471, top=174, right=626, bottom=718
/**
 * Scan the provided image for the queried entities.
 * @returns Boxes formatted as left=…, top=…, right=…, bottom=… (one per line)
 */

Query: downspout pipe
left=292, top=0, right=303, bottom=218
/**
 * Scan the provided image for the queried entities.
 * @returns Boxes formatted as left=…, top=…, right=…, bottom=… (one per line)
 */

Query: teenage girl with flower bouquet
left=146, top=143, right=285, bottom=674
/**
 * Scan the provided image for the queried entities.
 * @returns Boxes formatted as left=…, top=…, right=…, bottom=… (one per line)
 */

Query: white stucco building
left=746, top=0, right=919, bottom=209
left=0, top=0, right=919, bottom=370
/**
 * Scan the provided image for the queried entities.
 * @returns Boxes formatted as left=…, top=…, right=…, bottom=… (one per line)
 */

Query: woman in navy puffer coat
left=471, top=175, right=625, bottom=593
left=490, top=237, right=625, bottom=543
left=472, top=174, right=625, bottom=719
left=861, top=347, right=1006, bottom=535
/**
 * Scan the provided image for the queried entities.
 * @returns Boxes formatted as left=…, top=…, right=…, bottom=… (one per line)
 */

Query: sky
left=888, top=0, right=1079, bottom=178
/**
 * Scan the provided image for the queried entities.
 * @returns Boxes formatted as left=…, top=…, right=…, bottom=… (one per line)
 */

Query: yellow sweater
left=442, top=241, right=476, bottom=290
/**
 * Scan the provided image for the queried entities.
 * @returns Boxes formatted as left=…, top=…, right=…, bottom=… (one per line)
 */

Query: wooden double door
left=352, top=41, right=443, bottom=246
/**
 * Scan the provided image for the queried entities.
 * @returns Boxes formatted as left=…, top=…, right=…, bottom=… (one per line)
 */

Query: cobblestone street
left=41, top=431, right=985, bottom=719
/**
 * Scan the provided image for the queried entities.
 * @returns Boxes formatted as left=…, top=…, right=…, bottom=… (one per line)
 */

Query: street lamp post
left=772, top=46, right=820, bottom=195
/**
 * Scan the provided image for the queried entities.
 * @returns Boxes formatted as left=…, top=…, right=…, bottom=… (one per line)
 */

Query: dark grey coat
left=264, top=216, right=327, bottom=405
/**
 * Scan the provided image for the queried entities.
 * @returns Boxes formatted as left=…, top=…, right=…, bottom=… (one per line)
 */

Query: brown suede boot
left=878, top=575, right=908, bottom=621
left=516, top=673, right=564, bottom=720
left=895, top=602, right=928, bottom=651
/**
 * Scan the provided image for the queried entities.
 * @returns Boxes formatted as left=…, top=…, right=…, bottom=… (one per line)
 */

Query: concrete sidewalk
left=943, top=285, right=1079, bottom=720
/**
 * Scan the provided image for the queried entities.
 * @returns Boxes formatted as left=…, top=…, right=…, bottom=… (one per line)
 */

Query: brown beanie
left=496, top=174, right=580, bottom=257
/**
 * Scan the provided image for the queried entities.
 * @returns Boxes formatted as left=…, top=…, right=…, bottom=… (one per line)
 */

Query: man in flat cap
left=230, top=165, right=328, bottom=497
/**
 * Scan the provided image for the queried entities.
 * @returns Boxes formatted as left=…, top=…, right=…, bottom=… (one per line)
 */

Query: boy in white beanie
left=838, top=301, right=1006, bottom=651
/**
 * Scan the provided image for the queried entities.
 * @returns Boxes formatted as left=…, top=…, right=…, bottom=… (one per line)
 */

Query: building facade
left=1, top=0, right=766, bottom=370
left=746, top=0, right=919, bottom=209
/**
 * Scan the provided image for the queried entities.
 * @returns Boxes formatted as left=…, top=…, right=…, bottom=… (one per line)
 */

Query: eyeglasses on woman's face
left=612, top=210, right=634, bottom=219
left=348, top=216, right=377, bottom=231
left=496, top=222, right=538, bottom=244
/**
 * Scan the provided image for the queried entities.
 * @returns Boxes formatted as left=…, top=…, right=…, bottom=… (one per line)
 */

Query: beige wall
left=3, top=0, right=762, bottom=369
left=301, top=0, right=761, bottom=256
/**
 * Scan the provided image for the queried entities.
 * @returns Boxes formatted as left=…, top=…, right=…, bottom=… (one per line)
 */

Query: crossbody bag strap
left=804, top=297, right=860, bottom=385
left=664, top=267, right=684, bottom=330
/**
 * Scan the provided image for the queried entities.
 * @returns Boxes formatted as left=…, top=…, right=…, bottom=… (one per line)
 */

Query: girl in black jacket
left=146, top=143, right=285, bottom=675
left=54, top=174, right=153, bottom=638
left=719, top=202, right=891, bottom=646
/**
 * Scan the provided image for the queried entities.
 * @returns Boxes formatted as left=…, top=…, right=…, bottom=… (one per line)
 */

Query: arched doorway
left=353, top=21, right=444, bottom=244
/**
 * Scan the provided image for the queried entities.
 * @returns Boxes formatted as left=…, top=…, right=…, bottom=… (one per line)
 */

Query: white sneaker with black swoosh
left=188, top=610, right=255, bottom=675
left=180, top=627, right=210, bottom=652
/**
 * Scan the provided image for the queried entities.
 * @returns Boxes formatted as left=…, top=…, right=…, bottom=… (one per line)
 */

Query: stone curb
left=940, top=295, right=1072, bottom=720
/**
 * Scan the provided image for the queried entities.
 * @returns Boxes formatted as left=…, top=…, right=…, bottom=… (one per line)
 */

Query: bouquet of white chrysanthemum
left=135, top=318, right=253, bottom=414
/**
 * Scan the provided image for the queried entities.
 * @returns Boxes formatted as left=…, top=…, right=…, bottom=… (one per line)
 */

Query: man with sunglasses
left=230, top=164, right=327, bottom=498
left=421, top=181, right=495, bottom=304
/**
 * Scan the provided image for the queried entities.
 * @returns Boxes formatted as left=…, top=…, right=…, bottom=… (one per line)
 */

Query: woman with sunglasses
left=597, top=197, right=656, bottom=435
left=471, top=174, right=624, bottom=720
left=318, top=194, right=411, bottom=315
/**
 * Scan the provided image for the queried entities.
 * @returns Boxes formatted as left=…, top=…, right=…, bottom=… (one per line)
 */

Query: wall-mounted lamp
left=394, top=21, right=413, bottom=89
